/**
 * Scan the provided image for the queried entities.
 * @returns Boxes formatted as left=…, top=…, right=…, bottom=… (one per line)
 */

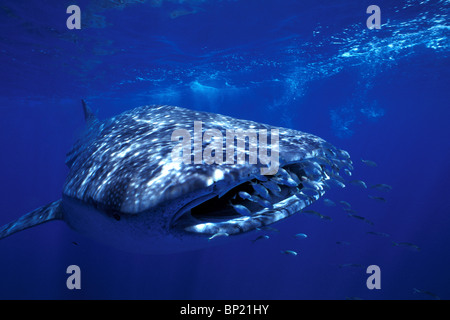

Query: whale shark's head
left=62, top=105, right=352, bottom=253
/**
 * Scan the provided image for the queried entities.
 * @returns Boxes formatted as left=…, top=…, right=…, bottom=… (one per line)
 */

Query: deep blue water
left=0, top=0, right=449, bottom=300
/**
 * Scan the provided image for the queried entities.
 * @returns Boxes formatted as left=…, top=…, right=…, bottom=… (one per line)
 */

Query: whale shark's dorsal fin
left=0, top=200, right=63, bottom=240
left=82, top=99, right=98, bottom=127
left=64, top=100, right=101, bottom=169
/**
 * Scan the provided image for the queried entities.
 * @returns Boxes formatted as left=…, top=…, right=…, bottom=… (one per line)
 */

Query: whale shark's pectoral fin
left=0, top=200, right=63, bottom=240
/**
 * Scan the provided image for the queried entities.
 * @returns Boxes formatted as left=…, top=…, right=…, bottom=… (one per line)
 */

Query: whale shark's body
left=0, top=103, right=352, bottom=253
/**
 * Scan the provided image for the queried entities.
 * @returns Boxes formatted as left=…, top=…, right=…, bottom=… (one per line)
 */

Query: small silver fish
left=252, top=195, right=274, bottom=209
left=322, top=180, right=331, bottom=190
left=330, top=172, right=346, bottom=184
left=281, top=250, right=298, bottom=256
left=336, top=241, right=351, bottom=245
left=238, top=191, right=252, bottom=200
left=272, top=175, right=298, bottom=187
left=347, top=213, right=374, bottom=225
left=329, top=159, right=346, bottom=170
left=302, top=179, right=323, bottom=191
left=256, top=226, right=279, bottom=233
left=299, top=187, right=321, bottom=197
left=329, top=178, right=346, bottom=188
left=262, top=180, right=282, bottom=195
left=251, top=235, right=269, bottom=243
left=366, top=231, right=390, bottom=237
left=288, top=171, right=302, bottom=184
left=277, top=167, right=290, bottom=179
left=303, top=159, right=323, bottom=171
left=315, top=156, right=333, bottom=167
left=338, top=149, right=351, bottom=159
left=361, top=159, right=377, bottom=167
left=230, top=203, right=252, bottom=216
left=323, top=198, right=336, bottom=206
left=368, top=195, right=386, bottom=203
left=392, top=242, right=420, bottom=251
left=339, top=201, right=352, bottom=208
left=324, top=148, right=337, bottom=158
left=302, top=210, right=321, bottom=217
left=345, top=162, right=354, bottom=171
left=304, top=167, right=324, bottom=179
left=294, top=233, right=308, bottom=239
left=350, top=180, right=367, bottom=188
left=303, top=210, right=331, bottom=221
left=371, top=184, right=392, bottom=192
left=413, top=288, right=440, bottom=300
left=251, top=183, right=271, bottom=201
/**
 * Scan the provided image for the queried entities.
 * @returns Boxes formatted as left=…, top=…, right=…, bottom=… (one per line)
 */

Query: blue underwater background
left=0, top=0, right=449, bottom=300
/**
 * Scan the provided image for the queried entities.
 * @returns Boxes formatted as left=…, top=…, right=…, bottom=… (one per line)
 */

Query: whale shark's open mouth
left=172, top=151, right=351, bottom=236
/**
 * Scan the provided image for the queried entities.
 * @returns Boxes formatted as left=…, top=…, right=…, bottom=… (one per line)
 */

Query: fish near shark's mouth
left=171, top=148, right=352, bottom=237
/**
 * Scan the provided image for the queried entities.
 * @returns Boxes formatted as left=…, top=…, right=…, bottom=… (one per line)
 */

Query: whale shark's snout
left=0, top=103, right=352, bottom=254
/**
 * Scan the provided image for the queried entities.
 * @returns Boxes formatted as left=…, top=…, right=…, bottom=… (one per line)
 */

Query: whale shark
left=0, top=102, right=352, bottom=253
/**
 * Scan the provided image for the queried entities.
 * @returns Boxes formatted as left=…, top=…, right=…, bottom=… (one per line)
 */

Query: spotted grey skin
left=0, top=103, right=352, bottom=254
